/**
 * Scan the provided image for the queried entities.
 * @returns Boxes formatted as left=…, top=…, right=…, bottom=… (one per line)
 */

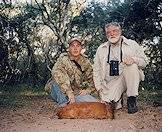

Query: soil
left=0, top=95, right=162, bottom=132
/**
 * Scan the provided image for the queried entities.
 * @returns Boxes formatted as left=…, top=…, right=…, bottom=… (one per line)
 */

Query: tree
left=72, top=0, right=162, bottom=88
left=0, top=1, right=41, bottom=86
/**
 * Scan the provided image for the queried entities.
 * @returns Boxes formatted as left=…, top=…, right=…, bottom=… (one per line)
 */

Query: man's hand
left=97, top=88, right=103, bottom=99
left=98, top=88, right=103, bottom=93
left=79, top=89, right=89, bottom=95
left=67, top=94, right=75, bottom=104
left=123, top=57, right=135, bottom=65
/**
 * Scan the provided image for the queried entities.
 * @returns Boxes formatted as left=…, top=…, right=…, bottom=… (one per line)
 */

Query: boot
left=127, top=96, right=138, bottom=114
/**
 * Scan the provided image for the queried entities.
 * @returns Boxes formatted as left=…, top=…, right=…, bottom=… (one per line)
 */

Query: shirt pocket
left=122, top=45, right=136, bottom=58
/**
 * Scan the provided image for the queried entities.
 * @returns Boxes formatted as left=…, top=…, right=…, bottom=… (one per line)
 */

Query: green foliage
left=74, top=0, right=162, bottom=89
left=0, top=0, right=162, bottom=90
left=138, top=88, right=162, bottom=105
left=0, top=2, right=46, bottom=86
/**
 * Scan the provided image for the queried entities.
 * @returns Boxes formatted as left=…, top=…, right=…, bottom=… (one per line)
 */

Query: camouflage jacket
left=45, top=52, right=95, bottom=96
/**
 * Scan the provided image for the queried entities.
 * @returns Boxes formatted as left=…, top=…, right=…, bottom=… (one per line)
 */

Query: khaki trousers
left=101, top=64, right=140, bottom=102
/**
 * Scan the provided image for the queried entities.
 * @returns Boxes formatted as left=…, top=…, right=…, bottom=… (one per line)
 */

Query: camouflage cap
left=68, top=37, right=82, bottom=45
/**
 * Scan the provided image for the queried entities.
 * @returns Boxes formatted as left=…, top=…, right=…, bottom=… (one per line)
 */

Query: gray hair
left=105, top=22, right=121, bottom=30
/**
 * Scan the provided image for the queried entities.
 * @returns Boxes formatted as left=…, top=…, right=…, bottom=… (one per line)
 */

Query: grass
left=0, top=84, right=47, bottom=108
left=0, top=84, right=161, bottom=108
left=138, top=88, right=162, bottom=106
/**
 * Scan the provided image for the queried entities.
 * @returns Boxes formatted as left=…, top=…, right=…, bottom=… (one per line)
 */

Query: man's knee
left=123, top=63, right=139, bottom=76
left=122, top=63, right=140, bottom=90
left=50, top=82, right=68, bottom=104
left=125, top=63, right=138, bottom=70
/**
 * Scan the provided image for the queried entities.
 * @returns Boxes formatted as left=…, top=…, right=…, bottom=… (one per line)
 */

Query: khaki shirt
left=93, top=36, right=149, bottom=91
left=45, top=53, right=95, bottom=97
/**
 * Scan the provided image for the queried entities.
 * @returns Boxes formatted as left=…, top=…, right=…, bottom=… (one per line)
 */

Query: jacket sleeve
left=93, top=47, right=104, bottom=91
left=132, top=42, right=149, bottom=69
left=51, top=57, right=73, bottom=97
left=82, top=59, right=96, bottom=93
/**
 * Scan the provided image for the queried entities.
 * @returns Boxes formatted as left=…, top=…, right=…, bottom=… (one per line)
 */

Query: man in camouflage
left=45, top=37, right=97, bottom=106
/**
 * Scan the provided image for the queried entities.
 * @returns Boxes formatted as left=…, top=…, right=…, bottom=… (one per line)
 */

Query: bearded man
left=93, top=22, right=148, bottom=114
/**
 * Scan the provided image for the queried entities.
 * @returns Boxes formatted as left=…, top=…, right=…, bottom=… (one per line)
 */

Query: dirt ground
left=0, top=95, right=162, bottom=132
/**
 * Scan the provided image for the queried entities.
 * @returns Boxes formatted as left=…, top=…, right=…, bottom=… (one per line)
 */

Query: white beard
left=108, top=36, right=120, bottom=44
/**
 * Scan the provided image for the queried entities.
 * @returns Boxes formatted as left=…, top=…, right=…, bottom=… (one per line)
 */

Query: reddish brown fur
left=57, top=102, right=114, bottom=119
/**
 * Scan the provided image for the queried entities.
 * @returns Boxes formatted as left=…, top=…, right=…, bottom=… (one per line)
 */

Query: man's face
left=68, top=40, right=82, bottom=57
left=106, top=25, right=121, bottom=44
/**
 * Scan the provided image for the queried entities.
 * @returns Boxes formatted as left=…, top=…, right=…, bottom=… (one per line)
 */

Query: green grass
left=0, top=84, right=47, bottom=108
left=0, top=84, right=46, bottom=95
left=0, top=84, right=161, bottom=108
left=138, top=88, right=162, bottom=105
